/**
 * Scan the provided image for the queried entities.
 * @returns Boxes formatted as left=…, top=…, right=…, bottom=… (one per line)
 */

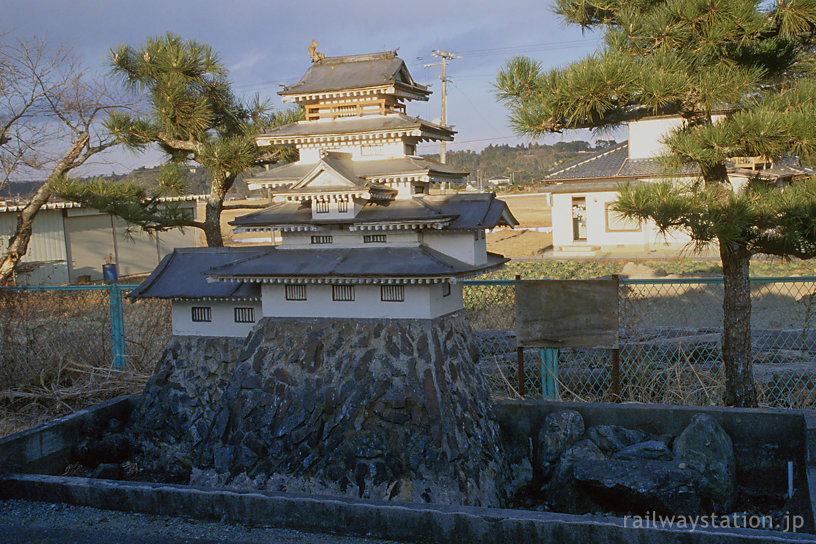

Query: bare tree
left=0, top=37, right=125, bottom=284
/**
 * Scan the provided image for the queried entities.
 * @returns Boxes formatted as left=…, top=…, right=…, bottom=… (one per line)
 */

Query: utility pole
left=424, top=50, right=459, bottom=164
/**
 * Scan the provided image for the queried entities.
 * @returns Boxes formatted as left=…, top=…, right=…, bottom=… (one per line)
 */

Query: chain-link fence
left=0, top=285, right=169, bottom=390
left=2, top=277, right=815, bottom=410
left=470, top=276, right=816, bottom=409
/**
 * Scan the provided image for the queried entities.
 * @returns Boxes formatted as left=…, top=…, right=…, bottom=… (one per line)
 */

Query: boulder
left=673, top=413, right=735, bottom=512
left=73, top=433, right=131, bottom=468
left=586, top=424, right=649, bottom=454
left=545, top=439, right=606, bottom=512
left=537, top=410, right=584, bottom=476
left=572, top=459, right=702, bottom=515
left=613, top=440, right=673, bottom=461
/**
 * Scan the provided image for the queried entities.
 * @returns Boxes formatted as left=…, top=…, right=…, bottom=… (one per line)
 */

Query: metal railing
left=2, top=276, right=816, bottom=409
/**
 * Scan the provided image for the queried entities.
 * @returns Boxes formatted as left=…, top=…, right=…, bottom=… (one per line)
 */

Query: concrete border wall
left=1, top=397, right=815, bottom=543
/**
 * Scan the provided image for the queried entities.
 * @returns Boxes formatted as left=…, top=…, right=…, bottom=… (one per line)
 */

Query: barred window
left=311, top=235, right=333, bottom=244
left=363, top=234, right=386, bottom=243
left=315, top=201, right=329, bottom=213
left=380, top=285, right=404, bottom=302
left=285, top=284, right=307, bottom=301
left=442, top=282, right=451, bottom=297
left=332, top=284, right=355, bottom=301
left=338, top=200, right=349, bottom=213
left=191, top=306, right=211, bottom=322
left=234, top=307, right=255, bottom=323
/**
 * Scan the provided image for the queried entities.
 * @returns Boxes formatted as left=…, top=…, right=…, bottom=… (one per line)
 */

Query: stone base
left=128, top=312, right=507, bottom=506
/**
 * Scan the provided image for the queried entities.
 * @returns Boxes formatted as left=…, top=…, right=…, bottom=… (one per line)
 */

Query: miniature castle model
left=130, top=50, right=516, bottom=333
left=127, top=50, right=514, bottom=506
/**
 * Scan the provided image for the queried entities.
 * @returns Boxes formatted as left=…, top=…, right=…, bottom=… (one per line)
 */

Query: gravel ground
left=0, top=499, right=408, bottom=544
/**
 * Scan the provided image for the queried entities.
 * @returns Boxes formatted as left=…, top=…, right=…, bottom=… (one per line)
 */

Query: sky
left=2, top=0, right=613, bottom=177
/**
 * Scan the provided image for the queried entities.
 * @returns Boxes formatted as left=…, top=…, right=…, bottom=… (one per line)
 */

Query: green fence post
left=109, top=283, right=126, bottom=370
left=541, top=348, right=559, bottom=400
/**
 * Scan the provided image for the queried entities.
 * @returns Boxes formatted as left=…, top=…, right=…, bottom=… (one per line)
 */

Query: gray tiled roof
left=279, top=51, right=429, bottom=97
left=128, top=247, right=264, bottom=300
left=232, top=193, right=518, bottom=230
left=207, top=246, right=508, bottom=280
left=545, top=142, right=701, bottom=180
left=247, top=155, right=467, bottom=185
left=256, top=114, right=454, bottom=141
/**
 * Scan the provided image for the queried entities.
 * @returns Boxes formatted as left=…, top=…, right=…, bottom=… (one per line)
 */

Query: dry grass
left=0, top=289, right=168, bottom=438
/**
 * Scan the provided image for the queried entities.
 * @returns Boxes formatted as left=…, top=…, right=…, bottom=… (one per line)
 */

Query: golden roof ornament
left=308, top=40, right=324, bottom=63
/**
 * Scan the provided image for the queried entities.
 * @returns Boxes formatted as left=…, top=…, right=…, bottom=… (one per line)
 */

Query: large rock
left=572, top=459, right=702, bottom=515
left=537, top=410, right=584, bottom=476
left=545, top=438, right=607, bottom=512
left=613, top=440, right=673, bottom=461
left=673, top=413, right=736, bottom=512
left=174, top=312, right=508, bottom=507
left=586, top=424, right=649, bottom=454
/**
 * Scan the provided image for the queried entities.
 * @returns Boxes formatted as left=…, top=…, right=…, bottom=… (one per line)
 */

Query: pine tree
left=79, top=32, right=300, bottom=246
left=496, top=0, right=816, bottom=407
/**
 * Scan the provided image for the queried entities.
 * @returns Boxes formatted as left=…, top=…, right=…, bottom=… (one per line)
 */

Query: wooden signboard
left=515, top=278, right=619, bottom=349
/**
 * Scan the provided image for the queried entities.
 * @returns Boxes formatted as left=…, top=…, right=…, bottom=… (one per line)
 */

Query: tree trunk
left=202, top=172, right=236, bottom=247
left=719, top=239, right=758, bottom=407
left=0, top=134, right=88, bottom=285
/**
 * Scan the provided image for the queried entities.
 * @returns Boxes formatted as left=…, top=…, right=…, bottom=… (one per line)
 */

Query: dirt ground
left=206, top=193, right=555, bottom=257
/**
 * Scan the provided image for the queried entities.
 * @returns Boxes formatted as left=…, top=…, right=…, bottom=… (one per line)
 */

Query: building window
left=234, top=307, right=255, bottom=323
left=311, top=235, right=333, bottom=244
left=363, top=234, right=387, bottom=243
left=338, top=200, right=349, bottom=213
left=380, top=285, right=404, bottom=302
left=414, top=185, right=425, bottom=194
left=605, top=202, right=642, bottom=233
left=285, top=284, right=307, bottom=301
left=442, top=282, right=451, bottom=297
left=191, top=306, right=211, bottom=323
left=332, top=284, right=355, bottom=301
left=315, top=201, right=330, bottom=214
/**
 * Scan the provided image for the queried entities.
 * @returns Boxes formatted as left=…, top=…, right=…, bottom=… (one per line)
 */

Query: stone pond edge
left=2, top=395, right=816, bottom=544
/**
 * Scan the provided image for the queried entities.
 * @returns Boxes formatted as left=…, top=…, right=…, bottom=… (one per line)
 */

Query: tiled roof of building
left=545, top=142, right=700, bottom=180
left=207, top=246, right=508, bottom=281
left=231, top=192, right=518, bottom=230
left=279, top=51, right=429, bottom=98
left=128, top=247, right=264, bottom=300
left=255, top=114, right=454, bottom=141
left=246, top=155, right=467, bottom=187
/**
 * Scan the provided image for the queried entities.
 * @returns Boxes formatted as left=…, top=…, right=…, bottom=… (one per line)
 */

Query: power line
left=424, top=50, right=459, bottom=164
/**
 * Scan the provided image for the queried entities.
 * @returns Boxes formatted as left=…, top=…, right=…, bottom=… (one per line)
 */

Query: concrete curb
left=1, top=473, right=814, bottom=544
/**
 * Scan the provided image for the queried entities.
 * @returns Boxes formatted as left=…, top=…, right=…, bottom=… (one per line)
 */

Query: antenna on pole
left=424, top=50, right=459, bottom=164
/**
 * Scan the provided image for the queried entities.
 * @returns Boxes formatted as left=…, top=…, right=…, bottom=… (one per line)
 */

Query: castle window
left=363, top=234, right=387, bottom=243
left=234, top=307, right=255, bottom=323
left=332, top=284, right=355, bottom=301
left=442, top=282, right=451, bottom=297
left=338, top=200, right=349, bottom=213
left=380, top=285, right=404, bottom=302
left=191, top=306, right=211, bottom=322
left=311, top=235, right=333, bottom=244
left=285, top=284, right=307, bottom=301
left=315, top=201, right=330, bottom=214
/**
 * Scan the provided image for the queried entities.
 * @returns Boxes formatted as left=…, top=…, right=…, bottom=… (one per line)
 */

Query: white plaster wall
left=551, top=193, right=576, bottom=247
left=280, top=228, right=419, bottom=248
left=552, top=191, right=691, bottom=249
left=171, top=301, right=259, bottom=337
left=628, top=114, right=726, bottom=159
left=261, top=283, right=456, bottom=319
left=428, top=282, right=464, bottom=317
left=297, top=141, right=406, bottom=163
left=628, top=117, right=685, bottom=159
left=422, top=231, right=486, bottom=265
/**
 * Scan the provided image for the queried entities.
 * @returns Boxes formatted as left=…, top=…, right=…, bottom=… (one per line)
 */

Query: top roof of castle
left=279, top=51, right=430, bottom=98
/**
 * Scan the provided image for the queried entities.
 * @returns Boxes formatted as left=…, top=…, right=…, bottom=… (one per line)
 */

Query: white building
left=543, top=114, right=809, bottom=255
left=0, top=197, right=201, bottom=285
left=130, top=50, right=517, bottom=336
